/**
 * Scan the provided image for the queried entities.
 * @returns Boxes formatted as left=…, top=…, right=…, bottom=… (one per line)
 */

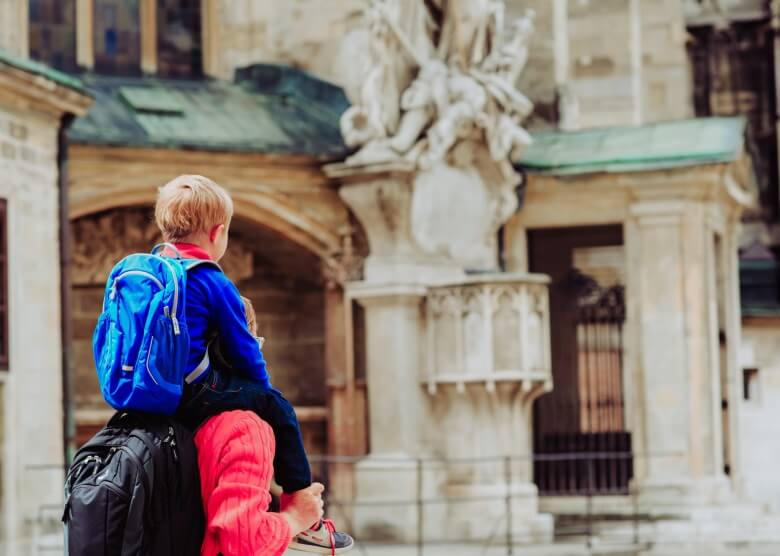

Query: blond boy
left=157, top=175, right=353, bottom=553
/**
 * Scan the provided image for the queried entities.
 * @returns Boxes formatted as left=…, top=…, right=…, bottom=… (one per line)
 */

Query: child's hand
left=281, top=483, right=325, bottom=535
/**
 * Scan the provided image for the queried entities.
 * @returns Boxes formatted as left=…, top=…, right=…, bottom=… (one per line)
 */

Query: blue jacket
left=184, top=262, right=270, bottom=389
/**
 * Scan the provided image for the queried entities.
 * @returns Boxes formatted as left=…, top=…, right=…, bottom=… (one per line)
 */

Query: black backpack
left=62, top=412, right=205, bottom=555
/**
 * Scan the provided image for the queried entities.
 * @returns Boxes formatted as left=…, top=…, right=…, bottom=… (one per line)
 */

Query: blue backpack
left=93, top=244, right=219, bottom=416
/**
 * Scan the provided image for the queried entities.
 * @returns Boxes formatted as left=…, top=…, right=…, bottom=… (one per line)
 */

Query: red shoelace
left=322, top=519, right=336, bottom=556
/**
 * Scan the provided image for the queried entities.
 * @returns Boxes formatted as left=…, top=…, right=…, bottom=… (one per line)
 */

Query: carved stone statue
left=335, top=0, right=536, bottom=271
left=341, top=1, right=534, bottom=169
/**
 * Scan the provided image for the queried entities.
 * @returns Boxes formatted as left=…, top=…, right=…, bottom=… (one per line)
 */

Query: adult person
left=195, top=410, right=326, bottom=556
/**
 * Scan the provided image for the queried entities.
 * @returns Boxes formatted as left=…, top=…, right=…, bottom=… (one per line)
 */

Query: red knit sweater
left=195, top=410, right=291, bottom=556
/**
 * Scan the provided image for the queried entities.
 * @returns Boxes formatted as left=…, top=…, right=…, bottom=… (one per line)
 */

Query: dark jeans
left=177, top=368, right=312, bottom=493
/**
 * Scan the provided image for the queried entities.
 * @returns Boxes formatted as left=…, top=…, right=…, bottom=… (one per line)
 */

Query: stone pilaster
left=626, top=195, right=732, bottom=511
left=348, top=283, right=427, bottom=541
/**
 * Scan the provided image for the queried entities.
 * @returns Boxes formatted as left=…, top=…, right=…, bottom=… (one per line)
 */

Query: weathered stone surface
left=210, top=0, right=364, bottom=84
left=0, top=60, right=90, bottom=554
left=0, top=0, right=26, bottom=58
left=739, top=319, right=780, bottom=512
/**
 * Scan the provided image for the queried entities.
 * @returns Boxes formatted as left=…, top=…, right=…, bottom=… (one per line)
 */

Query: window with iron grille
left=93, top=0, right=141, bottom=75
left=29, top=0, right=77, bottom=72
left=0, top=200, right=8, bottom=370
left=157, top=0, right=203, bottom=78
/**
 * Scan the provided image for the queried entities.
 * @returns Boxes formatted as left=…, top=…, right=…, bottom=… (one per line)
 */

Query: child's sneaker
left=289, top=519, right=354, bottom=554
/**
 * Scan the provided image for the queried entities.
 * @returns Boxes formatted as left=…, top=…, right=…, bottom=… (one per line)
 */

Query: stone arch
left=68, top=203, right=335, bottom=454
left=69, top=187, right=342, bottom=262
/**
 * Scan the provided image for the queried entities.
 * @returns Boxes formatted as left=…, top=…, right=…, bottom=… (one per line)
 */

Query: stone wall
left=0, top=0, right=26, bottom=57
left=208, top=0, right=692, bottom=130
left=739, top=318, right=780, bottom=511
left=566, top=0, right=638, bottom=128
left=209, top=0, right=364, bottom=83
left=0, top=91, right=65, bottom=553
left=562, top=0, right=691, bottom=129
left=0, top=380, right=4, bottom=543
left=640, top=0, right=692, bottom=123
left=509, top=0, right=559, bottom=127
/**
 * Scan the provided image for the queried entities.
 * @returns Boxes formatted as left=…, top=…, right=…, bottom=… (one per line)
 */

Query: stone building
left=1, top=0, right=780, bottom=553
left=0, top=51, right=91, bottom=554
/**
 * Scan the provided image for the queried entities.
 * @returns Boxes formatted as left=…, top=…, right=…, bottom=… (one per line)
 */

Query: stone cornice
left=0, top=64, right=92, bottom=118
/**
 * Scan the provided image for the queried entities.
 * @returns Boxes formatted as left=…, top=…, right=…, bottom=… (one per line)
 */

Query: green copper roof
left=118, top=86, right=186, bottom=115
left=519, top=117, right=747, bottom=175
left=0, top=49, right=87, bottom=94
left=69, top=64, right=350, bottom=157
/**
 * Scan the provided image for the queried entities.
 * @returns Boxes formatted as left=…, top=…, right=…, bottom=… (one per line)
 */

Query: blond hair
left=241, top=296, right=258, bottom=336
left=155, top=175, right=234, bottom=242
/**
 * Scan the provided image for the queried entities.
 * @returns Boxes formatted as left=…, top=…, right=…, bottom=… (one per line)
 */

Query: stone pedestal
left=333, top=162, right=465, bottom=284
left=424, top=277, right=554, bottom=542
left=431, top=383, right=554, bottom=543
left=331, top=162, right=553, bottom=543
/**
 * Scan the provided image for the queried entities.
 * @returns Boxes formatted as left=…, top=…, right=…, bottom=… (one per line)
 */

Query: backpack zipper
left=119, top=445, right=151, bottom=498
left=162, top=425, right=182, bottom=516
left=162, top=425, right=179, bottom=463
left=131, top=254, right=182, bottom=335
left=145, top=338, right=160, bottom=386
left=156, top=256, right=181, bottom=335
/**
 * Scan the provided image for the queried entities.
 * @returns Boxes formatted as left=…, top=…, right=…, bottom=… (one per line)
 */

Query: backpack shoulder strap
left=182, top=259, right=222, bottom=273
left=151, top=243, right=184, bottom=259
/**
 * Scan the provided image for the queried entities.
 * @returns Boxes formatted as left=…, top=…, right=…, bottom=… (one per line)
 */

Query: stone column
left=721, top=210, right=745, bottom=495
left=346, top=284, right=427, bottom=541
left=356, top=286, right=426, bottom=457
left=626, top=195, right=731, bottom=512
left=330, top=163, right=464, bottom=541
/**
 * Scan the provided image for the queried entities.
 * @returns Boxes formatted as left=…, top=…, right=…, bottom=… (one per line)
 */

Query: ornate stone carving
left=341, top=1, right=534, bottom=169
left=321, top=224, right=365, bottom=287
left=425, top=275, right=552, bottom=395
left=71, top=208, right=254, bottom=286
left=336, top=1, right=535, bottom=271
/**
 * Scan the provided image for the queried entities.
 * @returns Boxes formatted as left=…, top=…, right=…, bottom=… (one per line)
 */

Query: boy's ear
left=209, top=223, right=225, bottom=243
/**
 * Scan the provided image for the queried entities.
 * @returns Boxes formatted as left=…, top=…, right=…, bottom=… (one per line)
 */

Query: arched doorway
left=69, top=205, right=332, bottom=456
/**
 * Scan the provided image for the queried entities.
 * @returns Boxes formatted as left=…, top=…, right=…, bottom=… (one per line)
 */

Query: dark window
left=688, top=21, right=778, bottom=219
left=0, top=200, right=8, bottom=370
left=93, top=0, right=141, bottom=75
left=157, top=0, right=203, bottom=78
left=29, top=0, right=77, bottom=71
left=743, top=368, right=759, bottom=401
